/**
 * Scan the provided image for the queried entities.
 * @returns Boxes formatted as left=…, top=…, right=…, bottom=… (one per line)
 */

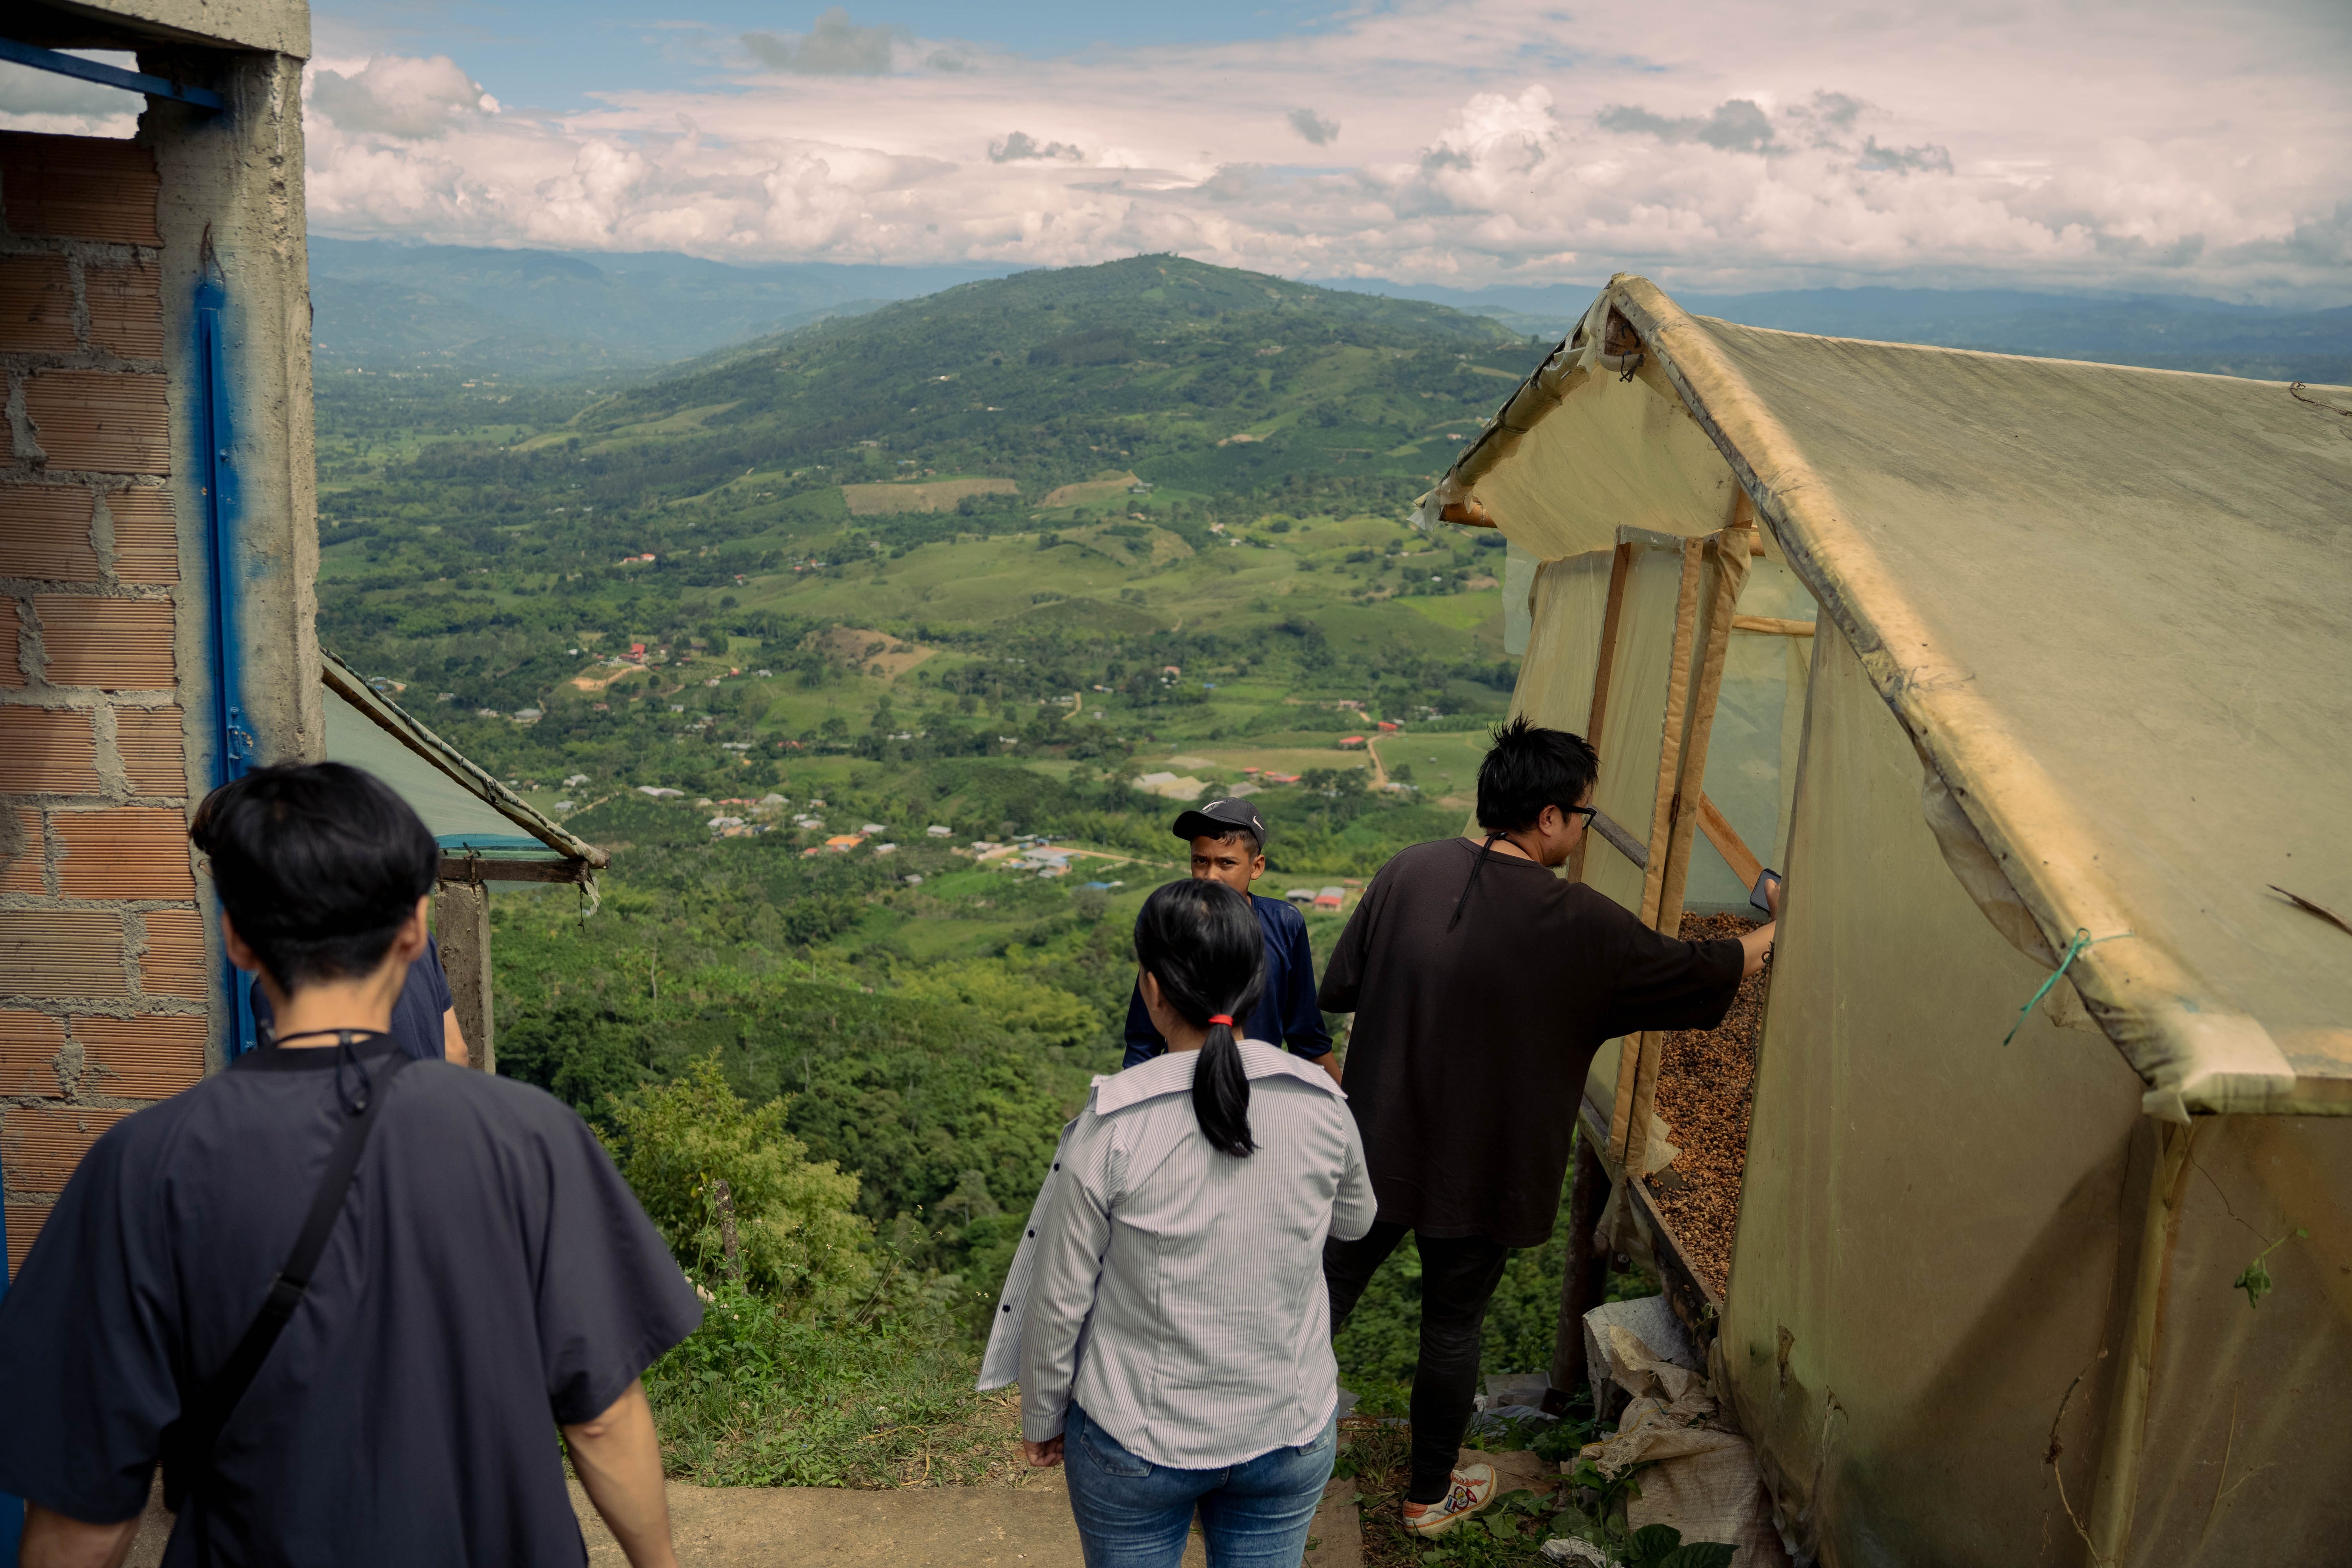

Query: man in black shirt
left=1319, top=719, right=1777, bottom=1538
left=0, top=763, right=701, bottom=1567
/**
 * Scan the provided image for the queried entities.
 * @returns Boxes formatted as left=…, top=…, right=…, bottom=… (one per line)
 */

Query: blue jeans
left=1062, top=1402, right=1336, bottom=1568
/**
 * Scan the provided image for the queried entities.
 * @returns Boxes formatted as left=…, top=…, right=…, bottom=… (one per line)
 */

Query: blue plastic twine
left=2003, top=928, right=2131, bottom=1046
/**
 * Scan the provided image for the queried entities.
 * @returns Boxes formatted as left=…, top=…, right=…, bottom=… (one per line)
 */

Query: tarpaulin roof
left=320, top=652, right=607, bottom=867
left=1432, top=276, right=2352, bottom=1118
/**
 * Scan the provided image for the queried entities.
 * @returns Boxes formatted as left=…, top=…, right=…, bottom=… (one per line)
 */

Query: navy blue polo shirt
left=1123, top=890, right=1333, bottom=1067
left=250, top=935, right=455, bottom=1062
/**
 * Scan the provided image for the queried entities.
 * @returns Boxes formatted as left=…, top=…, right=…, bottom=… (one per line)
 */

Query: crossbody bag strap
left=162, top=1047, right=417, bottom=1510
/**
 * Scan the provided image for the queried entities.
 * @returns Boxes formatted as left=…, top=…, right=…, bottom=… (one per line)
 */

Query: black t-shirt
left=1320, top=838, right=1743, bottom=1248
left=0, top=1042, right=701, bottom=1565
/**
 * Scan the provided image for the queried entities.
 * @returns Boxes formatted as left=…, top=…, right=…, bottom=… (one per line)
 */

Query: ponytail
left=1135, top=881, right=1266, bottom=1158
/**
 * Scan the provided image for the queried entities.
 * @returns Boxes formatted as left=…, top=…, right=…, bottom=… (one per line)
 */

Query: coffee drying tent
left=1424, top=276, right=2352, bottom=1566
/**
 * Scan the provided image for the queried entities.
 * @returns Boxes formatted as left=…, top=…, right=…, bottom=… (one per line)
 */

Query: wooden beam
left=1570, top=541, right=1637, bottom=885
left=1637, top=538, right=1706, bottom=929
left=1439, top=497, right=1496, bottom=527
left=1589, top=808, right=1649, bottom=869
left=437, top=855, right=595, bottom=885
left=1549, top=1128, right=1613, bottom=1401
left=1732, top=614, right=1815, bottom=636
left=1695, top=792, right=1763, bottom=889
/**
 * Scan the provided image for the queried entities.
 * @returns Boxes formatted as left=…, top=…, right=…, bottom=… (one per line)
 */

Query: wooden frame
left=437, top=855, right=595, bottom=885
left=1568, top=541, right=1637, bottom=885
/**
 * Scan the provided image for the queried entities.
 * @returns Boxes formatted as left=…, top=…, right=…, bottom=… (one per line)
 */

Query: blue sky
left=314, top=1, right=1364, bottom=113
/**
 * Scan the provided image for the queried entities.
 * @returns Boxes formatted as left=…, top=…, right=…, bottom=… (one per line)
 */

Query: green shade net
left=323, top=686, right=558, bottom=860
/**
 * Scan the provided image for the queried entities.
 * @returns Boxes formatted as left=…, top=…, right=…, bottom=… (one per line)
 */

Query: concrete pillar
left=434, top=880, right=493, bottom=1073
left=139, top=40, right=321, bottom=1067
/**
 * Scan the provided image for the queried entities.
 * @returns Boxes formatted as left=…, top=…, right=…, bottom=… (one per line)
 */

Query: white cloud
left=309, top=55, right=497, bottom=140
left=298, top=0, right=2352, bottom=304
left=0, top=55, right=143, bottom=139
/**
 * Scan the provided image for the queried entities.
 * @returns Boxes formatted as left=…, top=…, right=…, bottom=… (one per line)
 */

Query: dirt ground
left=124, top=1467, right=1368, bottom=1567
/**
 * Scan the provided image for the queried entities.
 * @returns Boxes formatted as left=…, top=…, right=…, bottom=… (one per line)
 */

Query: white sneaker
left=1400, top=1464, right=1496, bottom=1537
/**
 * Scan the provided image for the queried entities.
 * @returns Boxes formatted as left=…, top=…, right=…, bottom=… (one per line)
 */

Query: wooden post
left=1548, top=1126, right=1613, bottom=1405
left=1568, top=540, right=1637, bottom=886
left=433, top=878, right=494, bottom=1072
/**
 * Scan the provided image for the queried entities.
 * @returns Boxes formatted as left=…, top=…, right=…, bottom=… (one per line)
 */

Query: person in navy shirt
left=1121, top=798, right=1339, bottom=1082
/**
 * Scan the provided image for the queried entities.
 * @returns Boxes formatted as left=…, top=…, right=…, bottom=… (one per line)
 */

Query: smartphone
left=1750, top=869, right=1782, bottom=917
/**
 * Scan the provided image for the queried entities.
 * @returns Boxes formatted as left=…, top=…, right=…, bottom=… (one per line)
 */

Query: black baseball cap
left=1172, top=797, right=1269, bottom=846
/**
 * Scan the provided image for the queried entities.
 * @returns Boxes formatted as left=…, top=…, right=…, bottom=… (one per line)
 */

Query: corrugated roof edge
left=320, top=651, right=610, bottom=869
left=1441, top=272, right=2343, bottom=1120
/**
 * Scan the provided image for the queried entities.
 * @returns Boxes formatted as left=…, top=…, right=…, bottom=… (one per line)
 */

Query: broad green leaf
left=1629, top=1523, right=1683, bottom=1566
left=1655, top=1544, right=1737, bottom=1568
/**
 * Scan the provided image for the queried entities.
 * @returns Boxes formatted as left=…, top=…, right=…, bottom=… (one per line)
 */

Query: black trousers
left=1325, top=1221, right=1512, bottom=1504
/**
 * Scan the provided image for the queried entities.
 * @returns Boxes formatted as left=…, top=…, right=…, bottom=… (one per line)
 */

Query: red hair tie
left=1207, top=1015, right=1234, bottom=1027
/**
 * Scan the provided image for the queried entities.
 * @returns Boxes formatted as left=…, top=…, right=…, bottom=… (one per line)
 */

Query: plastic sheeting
left=1448, top=275, right=2352, bottom=1566
left=324, top=685, right=543, bottom=855
left=1444, top=273, right=2352, bottom=1118
left=1720, top=625, right=2352, bottom=1566
left=1622, top=283, right=2352, bottom=1120
left=1686, top=559, right=1812, bottom=910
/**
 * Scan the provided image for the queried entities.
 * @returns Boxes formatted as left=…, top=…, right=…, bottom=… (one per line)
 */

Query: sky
left=5, top=1, right=2349, bottom=304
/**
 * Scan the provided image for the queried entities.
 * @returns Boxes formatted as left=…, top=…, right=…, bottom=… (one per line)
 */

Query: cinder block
left=0, top=133, right=162, bottom=247
left=0, top=486, right=102, bottom=581
left=55, top=807, right=194, bottom=899
left=0, top=254, right=75, bottom=354
left=24, top=370, right=171, bottom=474
left=136, top=908, right=207, bottom=999
left=114, top=705, right=187, bottom=797
left=0, top=599, right=20, bottom=688
left=0, top=807, right=43, bottom=894
left=0, top=705, right=100, bottom=793
left=0, top=1010, right=65, bottom=1097
left=71, top=1012, right=203, bottom=1098
left=84, top=263, right=162, bottom=359
left=105, top=487, right=179, bottom=584
left=6, top=1202, right=49, bottom=1278
left=33, top=595, right=174, bottom=690
left=0, top=1104, right=135, bottom=1191
left=0, top=909, right=129, bottom=997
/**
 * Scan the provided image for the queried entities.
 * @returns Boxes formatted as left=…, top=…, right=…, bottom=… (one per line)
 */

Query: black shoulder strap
left=162, top=1048, right=416, bottom=1511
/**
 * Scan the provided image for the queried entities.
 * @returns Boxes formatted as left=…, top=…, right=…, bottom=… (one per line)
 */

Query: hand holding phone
left=1750, top=869, right=1783, bottom=919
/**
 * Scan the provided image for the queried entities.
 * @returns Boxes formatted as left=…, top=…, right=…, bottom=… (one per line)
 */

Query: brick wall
left=0, top=132, right=206, bottom=1280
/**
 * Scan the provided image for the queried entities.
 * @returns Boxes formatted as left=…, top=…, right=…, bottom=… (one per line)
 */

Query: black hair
left=1197, top=825, right=1263, bottom=858
left=189, top=762, right=439, bottom=992
left=1134, top=879, right=1267, bottom=1158
left=1476, top=716, right=1600, bottom=833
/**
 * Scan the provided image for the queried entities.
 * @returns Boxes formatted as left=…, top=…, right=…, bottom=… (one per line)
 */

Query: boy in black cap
left=1120, top=797, right=1339, bottom=1082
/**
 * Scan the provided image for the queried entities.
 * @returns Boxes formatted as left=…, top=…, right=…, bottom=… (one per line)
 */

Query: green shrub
left=646, top=1282, right=1006, bottom=1488
left=604, top=1054, right=873, bottom=1307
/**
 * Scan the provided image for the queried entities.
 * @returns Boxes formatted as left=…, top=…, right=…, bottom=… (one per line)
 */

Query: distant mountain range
left=306, top=238, right=1019, bottom=378
left=1314, top=278, right=2352, bottom=384
left=306, top=237, right=2352, bottom=385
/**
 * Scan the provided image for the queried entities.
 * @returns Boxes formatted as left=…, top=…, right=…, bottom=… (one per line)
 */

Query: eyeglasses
left=1563, top=805, right=1598, bottom=829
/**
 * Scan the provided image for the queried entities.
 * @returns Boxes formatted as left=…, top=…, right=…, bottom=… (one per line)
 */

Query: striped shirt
left=980, top=1041, right=1376, bottom=1469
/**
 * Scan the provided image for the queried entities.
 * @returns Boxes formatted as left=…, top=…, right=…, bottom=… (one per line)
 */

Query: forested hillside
left=316, top=256, right=1555, bottom=1444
